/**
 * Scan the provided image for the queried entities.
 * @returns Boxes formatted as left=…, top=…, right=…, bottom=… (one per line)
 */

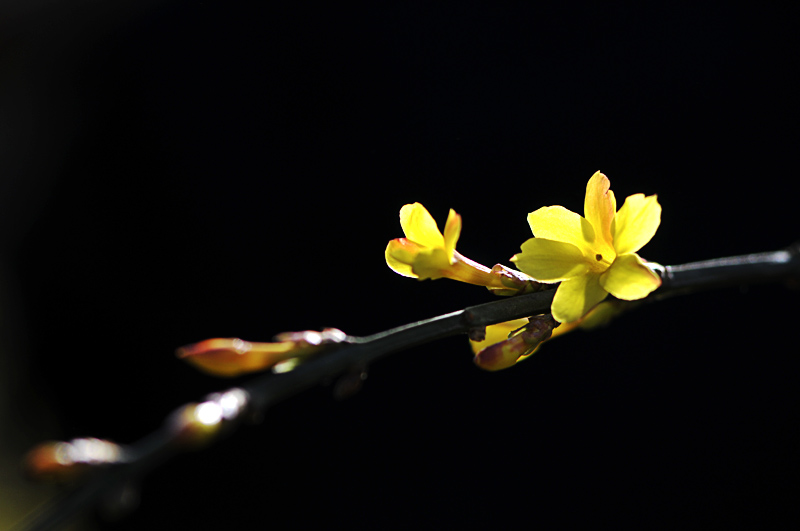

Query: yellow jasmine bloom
left=385, top=203, right=515, bottom=290
left=511, top=171, right=661, bottom=323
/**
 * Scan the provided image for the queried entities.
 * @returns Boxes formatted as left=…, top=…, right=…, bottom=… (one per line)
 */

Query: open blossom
left=385, top=202, right=533, bottom=293
left=511, top=172, right=661, bottom=323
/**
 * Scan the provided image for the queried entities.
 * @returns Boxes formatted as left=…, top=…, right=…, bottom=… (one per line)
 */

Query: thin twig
left=14, top=244, right=800, bottom=531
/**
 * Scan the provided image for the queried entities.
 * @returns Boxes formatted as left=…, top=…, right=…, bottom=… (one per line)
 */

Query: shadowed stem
left=15, top=243, right=800, bottom=531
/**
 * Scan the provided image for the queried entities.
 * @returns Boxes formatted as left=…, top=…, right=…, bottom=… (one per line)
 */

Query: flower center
left=590, top=252, right=613, bottom=273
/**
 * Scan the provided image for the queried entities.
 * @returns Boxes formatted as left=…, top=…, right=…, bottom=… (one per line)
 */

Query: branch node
left=467, top=326, right=486, bottom=342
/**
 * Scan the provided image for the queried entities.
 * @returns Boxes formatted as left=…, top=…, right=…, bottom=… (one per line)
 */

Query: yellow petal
left=471, top=315, right=557, bottom=371
left=469, top=318, right=529, bottom=354
left=612, top=193, right=661, bottom=255
left=526, top=205, right=595, bottom=254
left=443, top=208, right=462, bottom=261
left=599, top=253, right=662, bottom=300
left=551, top=273, right=608, bottom=323
left=511, top=238, right=590, bottom=282
left=473, top=334, right=532, bottom=371
left=385, top=239, right=421, bottom=278
left=410, top=248, right=451, bottom=279
left=399, top=203, right=445, bottom=248
left=584, top=171, right=616, bottom=250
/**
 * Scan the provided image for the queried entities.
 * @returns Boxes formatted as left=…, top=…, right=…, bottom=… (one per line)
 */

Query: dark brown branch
left=15, top=243, right=800, bottom=531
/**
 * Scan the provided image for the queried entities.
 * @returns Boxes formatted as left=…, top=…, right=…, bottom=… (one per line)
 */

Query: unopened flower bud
left=169, top=388, right=250, bottom=448
left=177, top=329, right=347, bottom=377
left=473, top=315, right=557, bottom=371
left=487, top=264, right=545, bottom=296
left=24, top=438, right=124, bottom=482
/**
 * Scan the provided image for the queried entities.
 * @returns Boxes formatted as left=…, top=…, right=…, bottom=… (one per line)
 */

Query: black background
left=3, top=1, right=800, bottom=528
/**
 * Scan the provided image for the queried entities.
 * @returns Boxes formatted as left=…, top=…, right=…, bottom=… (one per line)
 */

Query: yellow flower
left=511, top=171, right=661, bottom=323
left=385, top=203, right=520, bottom=291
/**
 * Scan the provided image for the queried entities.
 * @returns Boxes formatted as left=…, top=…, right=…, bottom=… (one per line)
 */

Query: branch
left=15, top=243, right=800, bottom=530
left=661, top=245, right=799, bottom=293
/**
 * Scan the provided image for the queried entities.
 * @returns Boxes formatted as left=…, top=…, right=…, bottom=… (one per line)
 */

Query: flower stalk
left=385, top=202, right=542, bottom=295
